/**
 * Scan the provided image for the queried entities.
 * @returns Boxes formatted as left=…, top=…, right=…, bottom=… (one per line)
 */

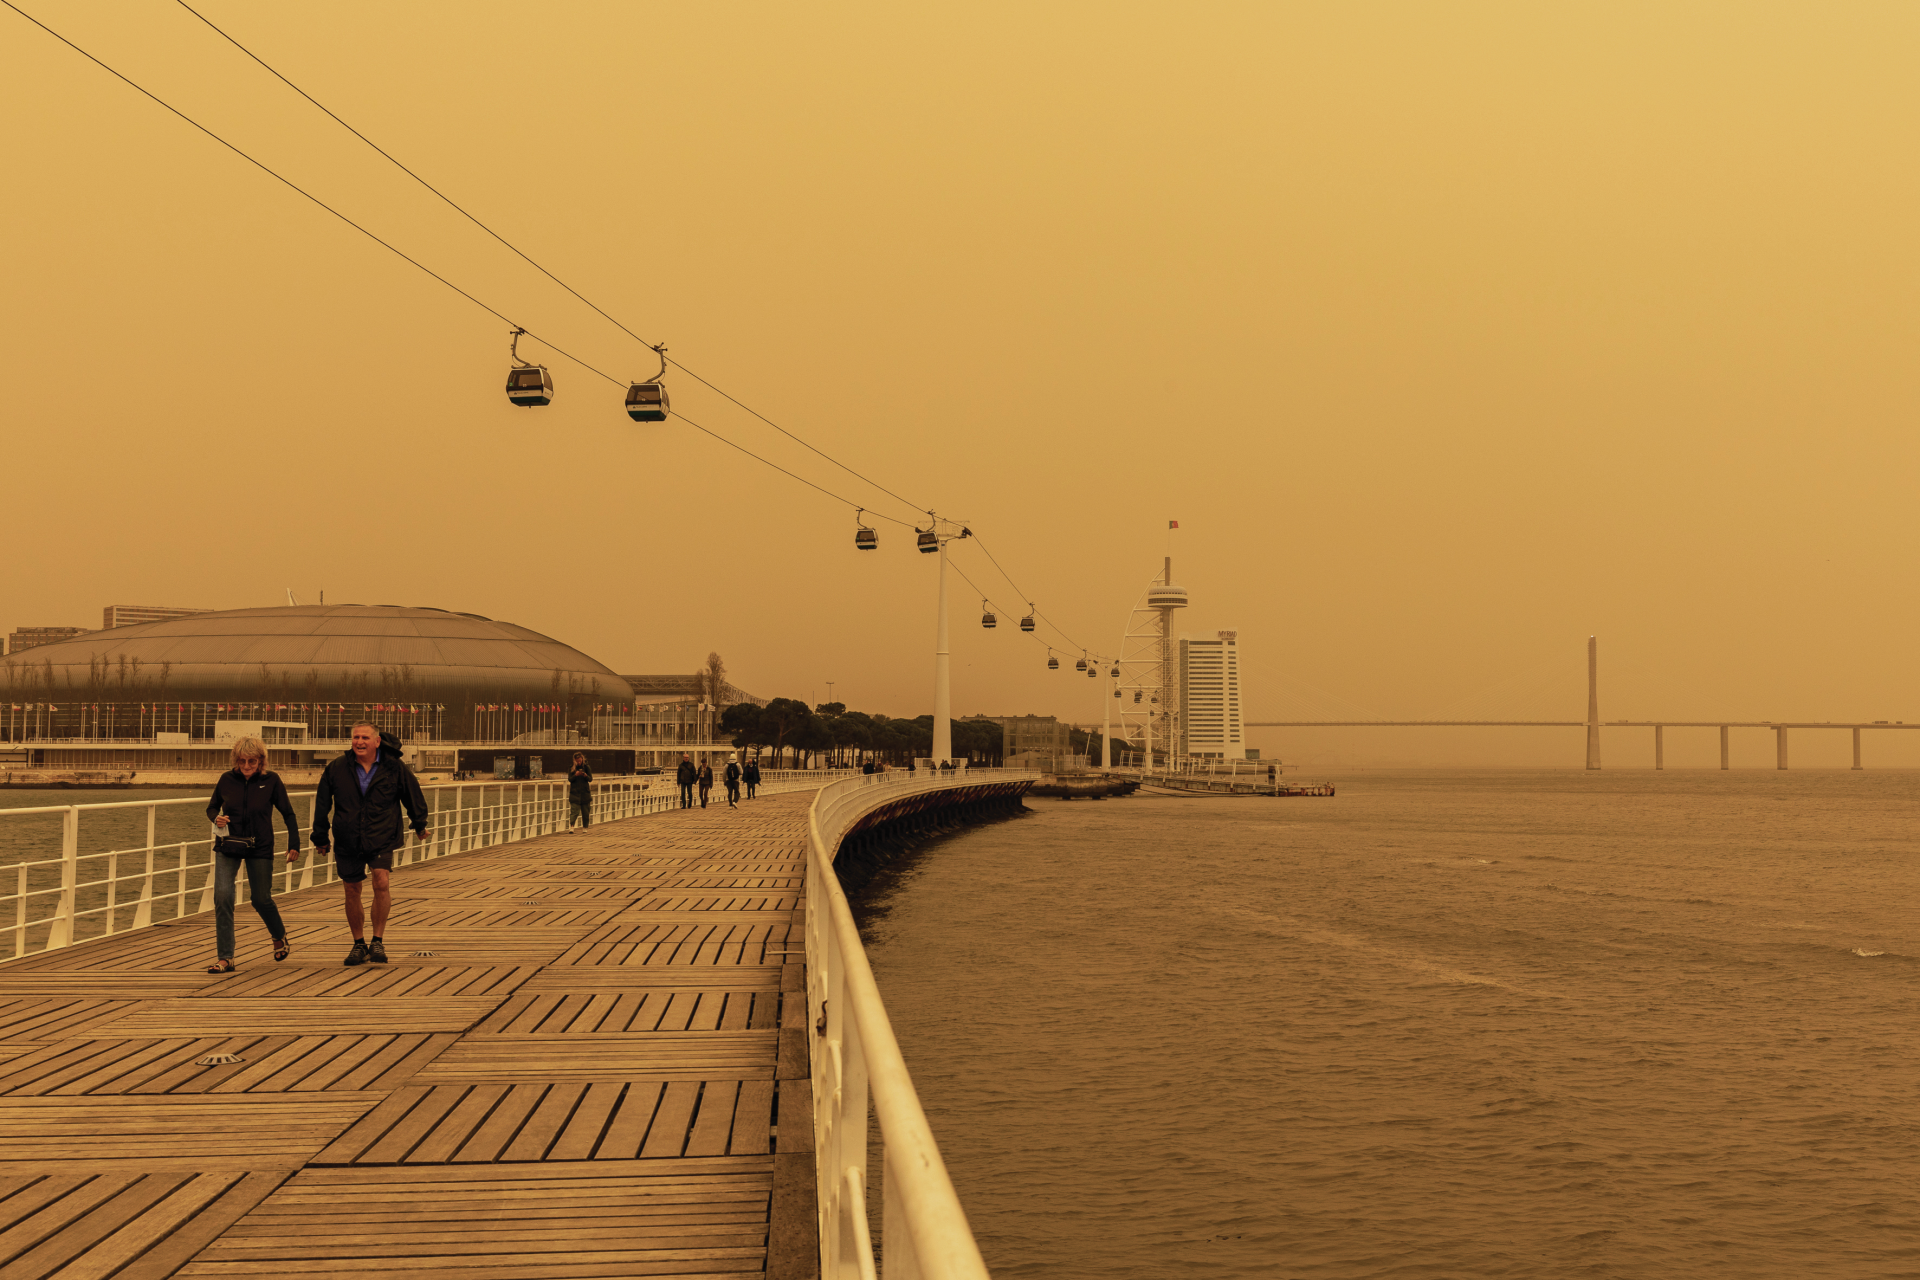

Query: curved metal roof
left=0, top=604, right=626, bottom=700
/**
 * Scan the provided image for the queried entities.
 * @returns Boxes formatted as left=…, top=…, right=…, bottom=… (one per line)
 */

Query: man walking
left=724, top=756, right=741, bottom=808
left=676, top=753, right=697, bottom=809
left=743, top=756, right=759, bottom=799
left=312, top=722, right=430, bottom=967
left=567, top=753, right=593, bottom=832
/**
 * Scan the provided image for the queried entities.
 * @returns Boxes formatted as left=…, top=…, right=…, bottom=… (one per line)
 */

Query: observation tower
left=1117, top=558, right=1188, bottom=767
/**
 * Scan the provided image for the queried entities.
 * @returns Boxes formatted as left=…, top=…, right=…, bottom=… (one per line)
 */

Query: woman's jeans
left=214, top=854, right=286, bottom=958
left=569, top=799, right=591, bottom=829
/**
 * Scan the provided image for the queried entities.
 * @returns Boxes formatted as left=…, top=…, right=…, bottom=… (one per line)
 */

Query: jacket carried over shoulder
left=206, top=769, right=301, bottom=856
left=311, top=731, right=429, bottom=854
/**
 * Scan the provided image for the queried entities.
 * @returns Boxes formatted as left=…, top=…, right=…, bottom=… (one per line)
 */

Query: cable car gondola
left=854, top=510, right=878, bottom=551
left=981, top=601, right=997, bottom=629
left=1020, top=605, right=1036, bottom=633
left=505, top=328, right=552, bottom=407
left=1133, top=690, right=1142, bottom=703
left=1110, top=666, right=1120, bottom=679
left=1086, top=664, right=1097, bottom=678
left=1047, top=654, right=1060, bottom=670
left=625, top=343, right=670, bottom=421
left=1075, top=657, right=1087, bottom=672
left=916, top=529, right=938, bottom=554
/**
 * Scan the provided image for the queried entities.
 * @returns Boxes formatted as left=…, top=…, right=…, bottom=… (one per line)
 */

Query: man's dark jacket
left=724, top=762, right=740, bottom=785
left=676, top=759, right=698, bottom=786
left=311, top=731, right=429, bottom=853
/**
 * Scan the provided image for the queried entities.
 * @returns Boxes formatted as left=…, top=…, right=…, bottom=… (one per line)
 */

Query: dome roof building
left=0, top=605, right=626, bottom=740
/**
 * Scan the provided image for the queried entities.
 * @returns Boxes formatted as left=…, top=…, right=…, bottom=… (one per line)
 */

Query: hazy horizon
left=9, top=2, right=1920, bottom=768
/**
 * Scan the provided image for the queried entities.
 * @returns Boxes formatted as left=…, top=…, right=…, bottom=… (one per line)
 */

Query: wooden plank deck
left=0, top=792, right=817, bottom=1279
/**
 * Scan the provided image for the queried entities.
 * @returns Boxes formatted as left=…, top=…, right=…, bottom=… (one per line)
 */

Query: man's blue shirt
left=355, top=758, right=379, bottom=795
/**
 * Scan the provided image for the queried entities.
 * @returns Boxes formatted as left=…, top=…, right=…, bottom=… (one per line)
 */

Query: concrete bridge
left=0, top=769, right=1032, bottom=1277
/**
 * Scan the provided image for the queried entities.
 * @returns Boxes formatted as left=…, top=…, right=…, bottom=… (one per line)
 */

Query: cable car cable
left=0, top=0, right=625, bottom=389
left=170, top=0, right=931, bottom=526
left=21, top=0, right=1115, bottom=653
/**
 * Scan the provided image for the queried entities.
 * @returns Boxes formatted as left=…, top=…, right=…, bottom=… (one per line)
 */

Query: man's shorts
left=334, top=846, right=395, bottom=883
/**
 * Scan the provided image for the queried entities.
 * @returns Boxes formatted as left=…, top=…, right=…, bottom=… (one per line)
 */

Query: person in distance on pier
left=203, top=735, right=299, bottom=973
left=311, top=721, right=431, bottom=967
left=724, top=755, right=741, bottom=808
left=697, top=758, right=714, bottom=808
left=742, top=754, right=760, bottom=798
left=567, top=752, right=593, bottom=832
left=677, top=753, right=697, bottom=808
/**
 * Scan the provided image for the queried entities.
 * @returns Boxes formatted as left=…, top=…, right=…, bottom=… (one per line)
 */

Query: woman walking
left=697, top=759, right=714, bottom=809
left=204, top=735, right=299, bottom=973
left=567, top=753, right=593, bottom=832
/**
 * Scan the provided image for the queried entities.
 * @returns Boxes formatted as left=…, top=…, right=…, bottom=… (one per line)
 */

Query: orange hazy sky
left=6, top=2, right=1919, bottom=768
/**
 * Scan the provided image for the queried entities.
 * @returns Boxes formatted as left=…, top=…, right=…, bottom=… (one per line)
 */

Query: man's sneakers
left=368, top=937, right=388, bottom=964
left=344, top=939, right=369, bottom=967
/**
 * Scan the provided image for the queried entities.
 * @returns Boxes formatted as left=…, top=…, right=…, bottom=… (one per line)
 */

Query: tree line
left=716, top=699, right=1121, bottom=768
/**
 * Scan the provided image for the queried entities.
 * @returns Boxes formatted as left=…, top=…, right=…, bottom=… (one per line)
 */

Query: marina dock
left=0, top=793, right=822, bottom=1277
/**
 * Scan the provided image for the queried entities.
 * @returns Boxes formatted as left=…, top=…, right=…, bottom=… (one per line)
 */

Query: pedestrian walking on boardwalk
left=676, top=753, right=697, bottom=808
left=743, top=757, right=759, bottom=798
left=203, top=735, right=299, bottom=973
left=311, top=722, right=431, bottom=967
left=567, top=753, right=593, bottom=832
left=724, top=756, right=741, bottom=808
left=697, top=759, right=714, bottom=808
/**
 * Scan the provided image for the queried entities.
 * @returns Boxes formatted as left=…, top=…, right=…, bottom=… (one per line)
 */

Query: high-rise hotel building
left=1179, top=630, right=1246, bottom=759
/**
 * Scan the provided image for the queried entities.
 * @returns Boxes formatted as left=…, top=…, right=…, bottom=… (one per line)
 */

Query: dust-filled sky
left=6, top=2, right=1919, bottom=768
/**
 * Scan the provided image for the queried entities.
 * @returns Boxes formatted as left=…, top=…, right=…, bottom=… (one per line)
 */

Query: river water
left=858, top=770, right=1920, bottom=1279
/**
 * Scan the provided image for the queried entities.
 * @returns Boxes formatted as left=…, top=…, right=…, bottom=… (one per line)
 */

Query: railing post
left=132, top=843, right=155, bottom=931
left=13, top=864, right=27, bottom=958
left=44, top=807, right=80, bottom=950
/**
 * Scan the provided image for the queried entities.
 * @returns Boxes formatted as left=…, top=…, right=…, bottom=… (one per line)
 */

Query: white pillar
left=1585, top=635, right=1602, bottom=770
left=1720, top=725, right=1729, bottom=770
left=1776, top=725, right=1789, bottom=770
left=1852, top=726, right=1862, bottom=770
left=1654, top=724, right=1664, bottom=770
left=1102, top=666, right=1113, bottom=769
left=933, top=535, right=952, bottom=765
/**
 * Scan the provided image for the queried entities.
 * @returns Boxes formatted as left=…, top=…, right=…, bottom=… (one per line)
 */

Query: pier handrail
left=0, top=768, right=839, bottom=959
left=807, top=768, right=1034, bottom=1280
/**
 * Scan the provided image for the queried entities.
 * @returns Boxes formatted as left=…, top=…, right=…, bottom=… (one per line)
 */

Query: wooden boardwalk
left=0, top=792, right=818, bottom=1279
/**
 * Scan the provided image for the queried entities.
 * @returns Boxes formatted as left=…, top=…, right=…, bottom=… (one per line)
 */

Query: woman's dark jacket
left=311, top=731, right=429, bottom=853
left=569, top=766, right=592, bottom=802
left=697, top=765, right=714, bottom=789
left=206, top=769, right=301, bottom=856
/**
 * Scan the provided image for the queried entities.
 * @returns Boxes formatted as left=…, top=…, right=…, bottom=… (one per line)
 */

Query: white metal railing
left=807, top=768, right=1037, bottom=1279
left=0, top=768, right=839, bottom=959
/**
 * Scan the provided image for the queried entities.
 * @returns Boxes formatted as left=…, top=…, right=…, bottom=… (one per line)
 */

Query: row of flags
left=6, top=703, right=435, bottom=713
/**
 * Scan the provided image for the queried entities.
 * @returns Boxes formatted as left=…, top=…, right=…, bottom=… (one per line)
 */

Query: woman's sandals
left=273, top=937, right=292, bottom=962
left=206, top=958, right=237, bottom=974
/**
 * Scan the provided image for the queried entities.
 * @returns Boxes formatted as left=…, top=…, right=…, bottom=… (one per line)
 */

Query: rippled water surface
left=859, top=770, right=1920, bottom=1279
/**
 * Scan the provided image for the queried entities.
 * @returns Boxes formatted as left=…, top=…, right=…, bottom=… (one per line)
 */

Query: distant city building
left=5, top=626, right=91, bottom=656
left=102, top=604, right=211, bottom=629
left=1180, top=630, right=1246, bottom=759
left=620, top=675, right=764, bottom=707
left=981, top=714, right=1073, bottom=757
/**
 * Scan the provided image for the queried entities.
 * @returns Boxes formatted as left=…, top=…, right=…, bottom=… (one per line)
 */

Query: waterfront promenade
left=0, top=793, right=818, bottom=1277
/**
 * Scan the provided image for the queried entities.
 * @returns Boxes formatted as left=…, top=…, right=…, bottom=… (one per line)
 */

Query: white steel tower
left=1117, top=557, right=1188, bottom=768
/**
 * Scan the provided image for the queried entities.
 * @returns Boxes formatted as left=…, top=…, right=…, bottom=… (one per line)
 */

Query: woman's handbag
left=215, top=833, right=256, bottom=856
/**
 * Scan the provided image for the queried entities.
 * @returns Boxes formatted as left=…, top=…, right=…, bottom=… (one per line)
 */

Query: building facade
left=1179, top=630, right=1246, bottom=759
left=5, top=627, right=90, bottom=656
left=102, top=604, right=210, bottom=629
